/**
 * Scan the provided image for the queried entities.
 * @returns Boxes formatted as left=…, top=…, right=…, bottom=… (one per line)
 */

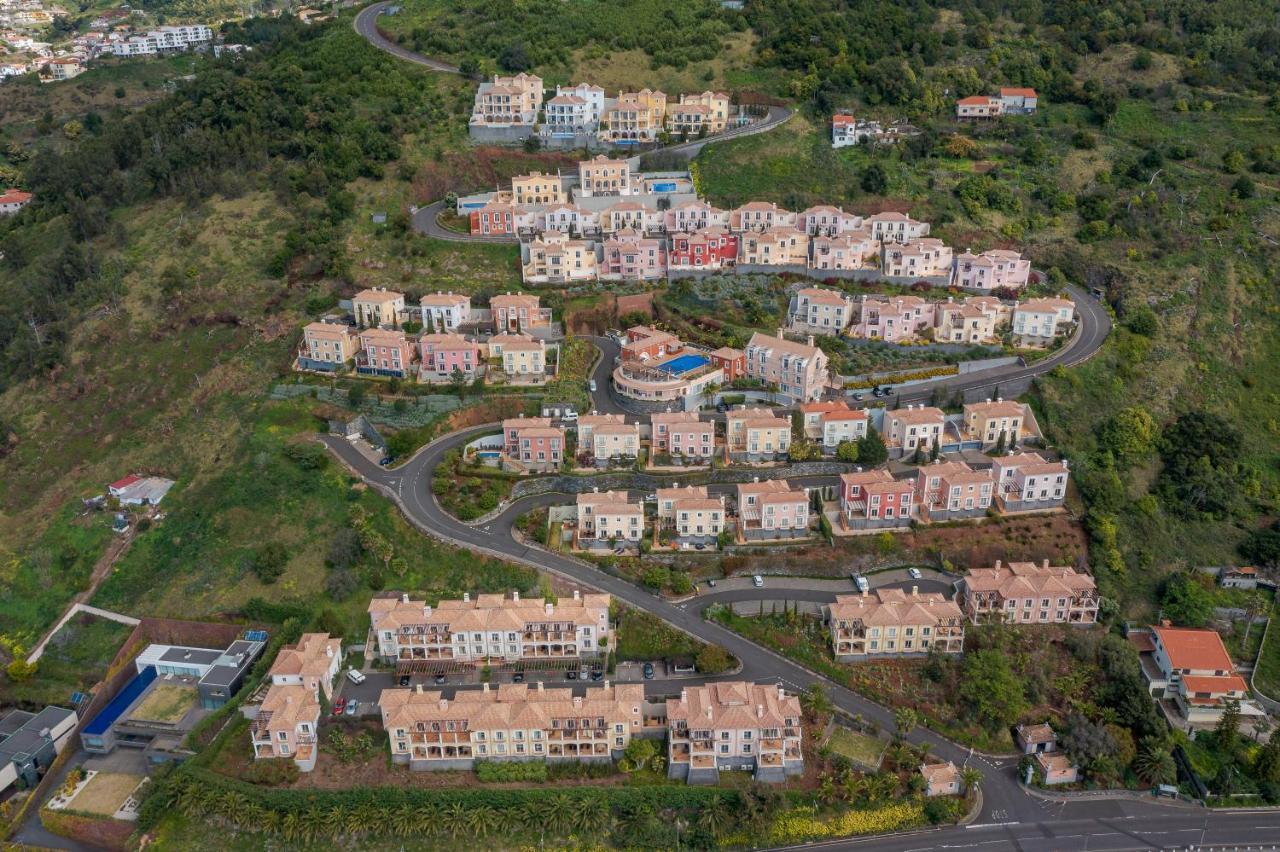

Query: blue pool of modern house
left=659, top=354, right=711, bottom=375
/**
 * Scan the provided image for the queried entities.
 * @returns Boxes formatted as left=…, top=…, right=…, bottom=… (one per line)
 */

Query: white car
left=588, top=379, right=598, bottom=392
left=345, top=668, right=366, bottom=685
left=907, top=567, right=922, bottom=580
left=752, top=575, right=764, bottom=588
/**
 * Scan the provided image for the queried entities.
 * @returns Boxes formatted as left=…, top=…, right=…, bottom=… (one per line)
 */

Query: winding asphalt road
left=354, top=2, right=460, bottom=72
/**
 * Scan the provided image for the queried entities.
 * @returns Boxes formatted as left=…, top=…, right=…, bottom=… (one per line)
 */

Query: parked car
left=590, top=669, right=603, bottom=681
left=512, top=672, right=525, bottom=683
left=852, top=392, right=864, bottom=401
left=331, top=698, right=347, bottom=716
left=562, top=410, right=579, bottom=423
left=854, top=574, right=870, bottom=593
left=345, top=699, right=359, bottom=716
left=644, top=493, right=657, bottom=503
left=716, top=401, right=729, bottom=413
left=908, top=567, right=922, bottom=580
left=588, top=379, right=598, bottom=392
left=433, top=674, right=447, bottom=685
left=398, top=675, right=411, bottom=687
left=345, top=669, right=366, bottom=685
left=642, top=662, right=655, bottom=680
left=752, top=575, right=764, bottom=588
left=706, top=579, right=717, bottom=588
left=566, top=669, right=578, bottom=680
left=378, top=457, right=393, bottom=466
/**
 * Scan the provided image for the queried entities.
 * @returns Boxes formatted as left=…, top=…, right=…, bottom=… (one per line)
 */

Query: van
left=345, top=669, right=366, bottom=685
left=561, top=410, right=579, bottom=423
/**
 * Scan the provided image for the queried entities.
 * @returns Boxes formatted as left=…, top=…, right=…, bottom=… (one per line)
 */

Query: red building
left=669, top=229, right=738, bottom=270
left=469, top=202, right=518, bottom=236
left=708, top=347, right=745, bottom=381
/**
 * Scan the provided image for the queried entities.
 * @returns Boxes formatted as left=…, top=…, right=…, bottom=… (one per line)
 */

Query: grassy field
left=2, top=615, right=135, bottom=708
left=70, top=772, right=144, bottom=817
left=824, top=727, right=886, bottom=769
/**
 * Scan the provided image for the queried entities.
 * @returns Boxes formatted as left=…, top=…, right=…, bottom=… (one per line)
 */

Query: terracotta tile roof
left=382, top=682, right=643, bottom=732
left=888, top=406, right=945, bottom=426
left=257, top=684, right=320, bottom=734
left=1153, top=626, right=1234, bottom=672
left=829, top=588, right=963, bottom=628
left=1017, top=297, right=1075, bottom=312
left=921, top=761, right=960, bottom=786
left=657, top=484, right=708, bottom=502
left=269, top=633, right=340, bottom=681
left=965, top=400, right=1025, bottom=419
left=665, top=681, right=800, bottom=730
left=1016, top=723, right=1057, bottom=745
left=1181, top=674, right=1248, bottom=695
left=0, top=189, right=33, bottom=205
left=353, top=288, right=404, bottom=303
left=961, top=560, right=1095, bottom=597
left=745, top=332, right=824, bottom=361
left=1037, top=752, right=1075, bottom=773
left=796, top=287, right=850, bottom=307
left=490, top=333, right=542, bottom=351
left=420, top=291, right=468, bottom=307
left=1000, top=87, right=1037, bottom=97
left=651, top=411, right=704, bottom=427
left=370, top=591, right=609, bottom=633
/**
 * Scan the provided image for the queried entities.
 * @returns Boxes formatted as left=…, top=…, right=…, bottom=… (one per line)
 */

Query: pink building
left=840, top=468, right=914, bottom=529
left=882, top=238, right=953, bottom=279
left=914, top=460, right=994, bottom=521
left=501, top=417, right=566, bottom=472
left=601, top=230, right=666, bottom=280
left=811, top=231, right=879, bottom=271
left=357, top=328, right=415, bottom=378
left=736, top=479, right=810, bottom=540
left=851, top=295, right=934, bottom=342
left=650, top=411, right=715, bottom=458
left=418, top=333, right=481, bottom=382
left=953, top=249, right=1032, bottom=292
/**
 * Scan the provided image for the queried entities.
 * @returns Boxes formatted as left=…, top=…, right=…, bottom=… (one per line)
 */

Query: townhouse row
left=470, top=75, right=743, bottom=143
left=788, top=287, right=1076, bottom=345
left=249, top=633, right=344, bottom=772
left=465, top=156, right=1035, bottom=291
left=296, top=289, right=555, bottom=382
left=823, top=559, right=1097, bottom=662
left=382, top=679, right=802, bottom=784
left=367, top=590, right=802, bottom=783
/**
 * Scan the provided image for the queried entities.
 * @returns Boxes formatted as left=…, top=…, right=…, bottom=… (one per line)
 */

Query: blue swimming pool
left=659, top=354, right=711, bottom=376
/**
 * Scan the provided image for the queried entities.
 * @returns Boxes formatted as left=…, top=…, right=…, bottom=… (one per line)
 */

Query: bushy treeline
left=747, top=0, right=1280, bottom=108
left=395, top=0, right=744, bottom=74
left=0, top=19, right=453, bottom=392
left=140, top=765, right=751, bottom=848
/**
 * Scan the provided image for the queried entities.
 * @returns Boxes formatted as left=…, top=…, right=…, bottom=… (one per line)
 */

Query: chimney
left=512, top=590, right=520, bottom=602
left=757, top=704, right=764, bottom=718
left=912, top=585, right=918, bottom=597
left=416, top=684, right=424, bottom=694
left=326, top=646, right=333, bottom=658
left=401, top=593, right=410, bottom=603
left=705, top=706, right=713, bottom=719
left=573, top=696, right=583, bottom=708
left=463, top=592, right=470, bottom=602
left=438, top=698, right=448, bottom=709
left=777, top=327, right=785, bottom=338
left=680, top=688, right=688, bottom=703
left=537, top=681, right=545, bottom=692
left=1043, top=558, right=1050, bottom=570
left=483, top=683, right=490, bottom=694
left=573, top=589, right=580, bottom=600
left=985, top=398, right=991, bottom=404
left=994, top=559, right=1002, bottom=571
left=1161, top=619, right=1171, bottom=628
left=546, top=602, right=554, bottom=616
left=424, top=605, right=432, bottom=619
left=807, top=335, right=815, bottom=347
left=753, top=475, right=759, bottom=483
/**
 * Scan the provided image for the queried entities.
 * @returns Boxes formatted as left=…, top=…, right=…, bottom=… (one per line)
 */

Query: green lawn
left=825, top=727, right=886, bottom=769
left=2, top=615, right=134, bottom=708
left=1252, top=606, right=1280, bottom=702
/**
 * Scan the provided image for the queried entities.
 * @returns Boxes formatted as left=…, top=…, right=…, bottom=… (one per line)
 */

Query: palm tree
left=1133, top=741, right=1177, bottom=785
left=443, top=801, right=470, bottom=838
left=545, top=792, right=576, bottom=836
left=818, top=774, right=838, bottom=805
left=414, top=802, right=442, bottom=836
left=961, top=766, right=984, bottom=795
left=467, top=805, right=499, bottom=838
left=894, top=707, right=919, bottom=739
left=697, top=797, right=730, bottom=836
left=573, top=795, right=610, bottom=834
left=390, top=803, right=415, bottom=837
left=279, top=810, right=303, bottom=842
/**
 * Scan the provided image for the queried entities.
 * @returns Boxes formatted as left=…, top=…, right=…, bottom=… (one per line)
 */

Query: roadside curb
left=958, top=787, right=984, bottom=825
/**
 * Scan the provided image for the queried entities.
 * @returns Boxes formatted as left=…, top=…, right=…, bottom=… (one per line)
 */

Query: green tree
left=1134, top=738, right=1177, bottom=785
left=1160, top=572, right=1215, bottom=627
left=857, top=426, right=889, bottom=466
left=836, top=440, right=859, bottom=462
left=959, top=649, right=1027, bottom=730
left=1253, top=736, right=1280, bottom=783
left=1097, top=406, right=1158, bottom=466
left=252, top=541, right=289, bottom=584
left=1215, top=698, right=1242, bottom=753
left=800, top=682, right=834, bottom=717
left=960, top=766, right=983, bottom=793
left=894, top=707, right=918, bottom=738
left=861, top=162, right=888, bottom=195
left=695, top=643, right=734, bottom=673
left=449, top=367, right=468, bottom=399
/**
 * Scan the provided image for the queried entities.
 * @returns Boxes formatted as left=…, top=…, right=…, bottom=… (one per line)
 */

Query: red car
left=331, top=698, right=347, bottom=716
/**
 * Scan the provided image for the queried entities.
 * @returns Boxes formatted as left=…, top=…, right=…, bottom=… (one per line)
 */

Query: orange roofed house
left=666, top=681, right=803, bottom=784
left=957, top=559, right=1098, bottom=625
left=491, top=292, right=553, bottom=332
left=1136, top=623, right=1265, bottom=728
left=381, top=681, right=644, bottom=771
left=736, top=479, right=810, bottom=541
left=824, top=587, right=966, bottom=662
left=500, top=416, right=565, bottom=472
left=369, top=590, right=611, bottom=669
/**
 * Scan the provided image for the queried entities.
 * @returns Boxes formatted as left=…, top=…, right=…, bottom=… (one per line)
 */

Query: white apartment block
left=1012, top=298, right=1075, bottom=341
left=420, top=292, right=470, bottom=332
left=576, top=490, right=644, bottom=544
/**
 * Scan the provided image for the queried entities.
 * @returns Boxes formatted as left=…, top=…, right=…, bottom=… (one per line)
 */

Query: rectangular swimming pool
left=659, top=354, right=711, bottom=376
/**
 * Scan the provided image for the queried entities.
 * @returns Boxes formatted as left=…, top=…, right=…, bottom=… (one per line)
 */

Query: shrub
left=475, top=759, right=547, bottom=783
left=251, top=542, right=289, bottom=584
left=242, top=758, right=300, bottom=786
left=695, top=644, right=735, bottom=674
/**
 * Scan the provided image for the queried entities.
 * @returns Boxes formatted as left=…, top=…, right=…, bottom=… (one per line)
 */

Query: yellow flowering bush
left=845, top=365, right=959, bottom=389
left=722, top=802, right=925, bottom=847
